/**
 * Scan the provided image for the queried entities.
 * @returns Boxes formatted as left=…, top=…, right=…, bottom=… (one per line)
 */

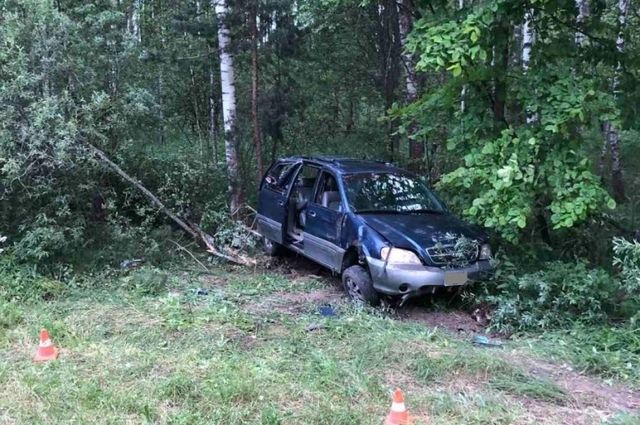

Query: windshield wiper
left=406, top=209, right=444, bottom=214
left=355, top=209, right=405, bottom=214
left=356, top=208, right=444, bottom=215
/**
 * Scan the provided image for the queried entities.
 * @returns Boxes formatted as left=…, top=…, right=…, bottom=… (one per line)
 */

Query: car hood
left=360, top=212, right=487, bottom=258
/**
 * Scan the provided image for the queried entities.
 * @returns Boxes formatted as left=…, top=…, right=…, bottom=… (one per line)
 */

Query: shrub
left=0, top=255, right=66, bottom=302
left=613, top=237, right=640, bottom=295
left=485, top=261, right=620, bottom=333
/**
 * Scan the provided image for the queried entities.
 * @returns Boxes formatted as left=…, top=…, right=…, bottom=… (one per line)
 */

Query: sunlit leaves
left=407, top=3, right=495, bottom=77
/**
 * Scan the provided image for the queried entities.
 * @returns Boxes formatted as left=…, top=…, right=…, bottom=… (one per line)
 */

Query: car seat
left=321, top=191, right=341, bottom=211
left=296, top=177, right=316, bottom=228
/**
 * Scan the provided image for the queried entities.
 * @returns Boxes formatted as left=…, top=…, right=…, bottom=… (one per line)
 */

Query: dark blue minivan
left=257, top=157, right=493, bottom=305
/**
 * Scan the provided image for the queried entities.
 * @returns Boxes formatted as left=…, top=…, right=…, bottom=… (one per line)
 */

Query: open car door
left=257, top=160, right=301, bottom=244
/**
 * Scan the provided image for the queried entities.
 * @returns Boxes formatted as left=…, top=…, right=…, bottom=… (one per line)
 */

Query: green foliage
left=485, top=261, right=622, bottom=333
left=0, top=299, right=23, bottom=329
left=121, top=269, right=169, bottom=296
left=398, top=0, right=629, bottom=244
left=0, top=255, right=66, bottom=302
left=613, top=237, right=640, bottom=294
left=439, top=125, right=613, bottom=240
left=409, top=2, right=493, bottom=77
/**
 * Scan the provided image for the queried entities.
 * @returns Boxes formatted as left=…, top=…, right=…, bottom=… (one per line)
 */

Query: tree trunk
left=214, top=0, right=245, bottom=217
left=377, top=0, right=401, bottom=160
left=459, top=0, right=467, bottom=113
left=209, top=49, right=219, bottom=164
left=398, top=0, right=422, bottom=170
left=604, top=0, right=629, bottom=202
left=521, top=8, right=537, bottom=123
left=127, top=0, right=142, bottom=43
left=492, top=20, right=509, bottom=124
left=574, top=0, right=589, bottom=46
left=250, top=1, right=264, bottom=183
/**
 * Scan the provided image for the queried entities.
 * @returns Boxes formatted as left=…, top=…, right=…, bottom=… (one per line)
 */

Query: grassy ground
left=1, top=262, right=639, bottom=425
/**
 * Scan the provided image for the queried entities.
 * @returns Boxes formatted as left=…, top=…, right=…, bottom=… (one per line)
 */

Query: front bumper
left=366, top=257, right=493, bottom=296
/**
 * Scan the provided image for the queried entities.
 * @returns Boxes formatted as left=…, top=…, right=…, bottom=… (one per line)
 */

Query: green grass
left=524, top=324, right=640, bottom=386
left=0, top=265, right=638, bottom=424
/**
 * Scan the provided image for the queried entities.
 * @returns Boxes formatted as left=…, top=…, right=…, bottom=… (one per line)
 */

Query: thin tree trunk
left=398, top=0, right=422, bottom=170
left=127, top=0, right=142, bottom=43
left=214, top=0, right=245, bottom=217
left=522, top=8, right=537, bottom=123
left=250, top=1, right=264, bottom=183
left=604, top=0, right=629, bottom=202
left=209, top=50, right=219, bottom=164
left=575, top=0, right=589, bottom=46
left=492, top=20, right=509, bottom=124
left=459, top=0, right=467, bottom=113
left=377, top=0, right=400, bottom=160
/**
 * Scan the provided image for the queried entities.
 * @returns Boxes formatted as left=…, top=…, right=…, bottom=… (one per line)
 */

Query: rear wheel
left=262, top=237, right=283, bottom=256
left=342, top=265, right=380, bottom=306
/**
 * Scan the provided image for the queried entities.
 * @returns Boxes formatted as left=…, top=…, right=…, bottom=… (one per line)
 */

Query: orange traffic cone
left=33, top=329, right=58, bottom=362
left=385, top=388, right=411, bottom=425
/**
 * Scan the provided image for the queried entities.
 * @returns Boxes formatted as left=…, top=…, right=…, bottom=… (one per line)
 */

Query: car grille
left=426, top=244, right=479, bottom=267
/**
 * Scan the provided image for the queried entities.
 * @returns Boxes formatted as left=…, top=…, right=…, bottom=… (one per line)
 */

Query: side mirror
left=265, top=175, right=277, bottom=186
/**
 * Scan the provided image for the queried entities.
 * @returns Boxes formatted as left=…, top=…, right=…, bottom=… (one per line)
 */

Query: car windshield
left=343, top=172, right=445, bottom=213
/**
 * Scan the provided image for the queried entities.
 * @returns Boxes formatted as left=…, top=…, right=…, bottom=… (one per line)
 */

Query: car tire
left=342, top=265, right=380, bottom=306
left=262, top=237, right=283, bottom=256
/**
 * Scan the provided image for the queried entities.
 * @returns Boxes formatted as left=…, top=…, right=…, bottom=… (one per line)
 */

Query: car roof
left=278, top=156, right=405, bottom=174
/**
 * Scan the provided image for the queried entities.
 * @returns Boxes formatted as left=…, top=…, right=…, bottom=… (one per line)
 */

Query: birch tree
left=521, top=8, right=536, bottom=123
left=602, top=0, right=629, bottom=202
left=574, top=0, right=589, bottom=47
left=250, top=0, right=264, bottom=183
left=213, top=0, right=245, bottom=217
left=397, top=0, right=422, bottom=169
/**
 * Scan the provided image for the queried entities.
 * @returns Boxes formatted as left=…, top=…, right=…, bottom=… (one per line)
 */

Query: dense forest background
left=1, top=0, right=640, bottom=332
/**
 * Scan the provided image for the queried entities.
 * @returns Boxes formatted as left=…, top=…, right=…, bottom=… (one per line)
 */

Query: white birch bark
left=459, top=0, right=467, bottom=113
left=213, top=0, right=244, bottom=216
left=522, top=8, right=537, bottom=123
left=127, top=0, right=142, bottom=43
left=575, top=0, right=589, bottom=46
left=398, top=0, right=417, bottom=104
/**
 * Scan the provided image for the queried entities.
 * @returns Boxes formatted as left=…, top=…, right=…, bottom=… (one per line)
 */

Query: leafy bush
left=613, top=237, right=640, bottom=295
left=484, top=237, right=640, bottom=333
left=0, top=256, right=66, bottom=302
left=485, top=261, right=621, bottom=333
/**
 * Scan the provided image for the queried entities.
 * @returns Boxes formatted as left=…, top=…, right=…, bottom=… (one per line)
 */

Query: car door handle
left=308, top=211, right=317, bottom=217
left=278, top=201, right=284, bottom=206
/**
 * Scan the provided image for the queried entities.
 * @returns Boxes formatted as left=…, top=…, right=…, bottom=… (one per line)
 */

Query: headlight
left=380, top=247, right=422, bottom=265
left=479, top=243, right=492, bottom=260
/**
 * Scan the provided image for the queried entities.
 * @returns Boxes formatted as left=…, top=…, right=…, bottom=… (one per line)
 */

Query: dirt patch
left=397, top=304, right=486, bottom=335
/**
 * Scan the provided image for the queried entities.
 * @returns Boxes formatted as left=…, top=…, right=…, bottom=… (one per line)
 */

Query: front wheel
left=262, top=237, right=283, bottom=256
left=342, top=265, right=380, bottom=306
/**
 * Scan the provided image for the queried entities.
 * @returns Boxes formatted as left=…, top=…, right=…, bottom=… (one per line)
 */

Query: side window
left=264, top=162, right=297, bottom=193
left=314, top=172, right=342, bottom=212
left=292, top=165, right=320, bottom=204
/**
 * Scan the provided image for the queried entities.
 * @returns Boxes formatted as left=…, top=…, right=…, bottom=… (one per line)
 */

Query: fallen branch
left=169, top=239, right=210, bottom=272
left=88, top=143, right=253, bottom=266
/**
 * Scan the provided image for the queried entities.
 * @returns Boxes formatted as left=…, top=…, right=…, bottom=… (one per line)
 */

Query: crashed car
left=257, top=156, right=493, bottom=305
